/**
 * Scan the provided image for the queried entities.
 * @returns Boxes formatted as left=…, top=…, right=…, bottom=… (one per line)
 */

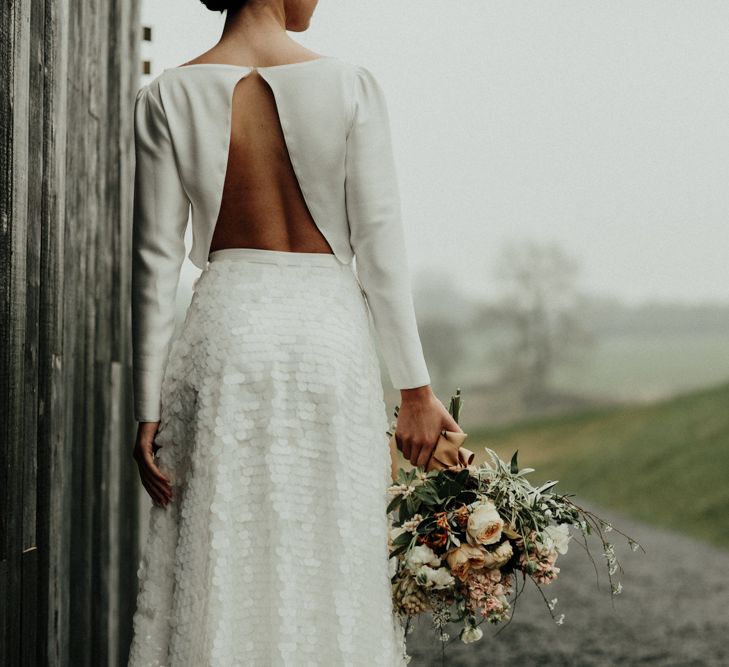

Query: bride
left=128, top=0, right=461, bottom=664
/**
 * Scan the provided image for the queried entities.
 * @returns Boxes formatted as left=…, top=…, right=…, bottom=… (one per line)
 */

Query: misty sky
left=141, top=0, right=729, bottom=305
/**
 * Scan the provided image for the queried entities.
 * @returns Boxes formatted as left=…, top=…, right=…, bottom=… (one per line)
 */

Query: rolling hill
left=445, top=381, right=729, bottom=549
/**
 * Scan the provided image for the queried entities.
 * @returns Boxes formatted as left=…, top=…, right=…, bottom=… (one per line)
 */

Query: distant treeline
left=414, top=282, right=729, bottom=340
left=581, top=297, right=729, bottom=337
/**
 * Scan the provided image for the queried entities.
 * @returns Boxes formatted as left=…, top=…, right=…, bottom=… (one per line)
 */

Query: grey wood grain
left=1, top=0, right=141, bottom=663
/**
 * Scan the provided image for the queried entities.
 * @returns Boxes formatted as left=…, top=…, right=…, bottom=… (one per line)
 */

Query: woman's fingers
left=443, top=414, right=463, bottom=433
left=141, top=448, right=171, bottom=484
left=139, top=465, right=166, bottom=500
left=397, top=438, right=434, bottom=469
left=396, top=434, right=411, bottom=461
left=143, top=469, right=173, bottom=501
left=140, top=475, right=166, bottom=506
left=414, top=441, right=436, bottom=469
left=141, top=463, right=173, bottom=497
left=397, top=429, right=437, bottom=468
left=134, top=447, right=173, bottom=505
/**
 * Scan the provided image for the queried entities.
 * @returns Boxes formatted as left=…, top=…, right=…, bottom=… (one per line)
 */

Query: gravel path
left=404, top=500, right=729, bottom=666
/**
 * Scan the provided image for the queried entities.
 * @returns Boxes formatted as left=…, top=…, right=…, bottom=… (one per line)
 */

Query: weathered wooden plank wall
left=1, top=0, right=142, bottom=664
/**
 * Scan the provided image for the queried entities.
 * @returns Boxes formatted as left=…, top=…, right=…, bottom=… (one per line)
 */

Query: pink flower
left=484, top=596, right=502, bottom=612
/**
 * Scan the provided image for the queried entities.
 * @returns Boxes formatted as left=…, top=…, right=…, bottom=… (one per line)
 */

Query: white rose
left=466, top=503, right=504, bottom=546
left=388, top=556, right=398, bottom=578
left=405, top=545, right=441, bottom=571
left=460, top=624, right=483, bottom=643
left=414, top=565, right=455, bottom=590
left=542, top=523, right=571, bottom=554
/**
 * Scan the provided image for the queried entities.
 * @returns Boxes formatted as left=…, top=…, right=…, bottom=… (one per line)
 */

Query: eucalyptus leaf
left=457, top=490, right=479, bottom=505
left=393, top=531, right=412, bottom=546
left=414, top=486, right=439, bottom=504
left=536, top=481, right=559, bottom=494
left=399, top=499, right=410, bottom=524
left=455, top=468, right=470, bottom=486
left=389, top=544, right=409, bottom=559
left=386, top=495, right=403, bottom=514
left=417, top=517, right=437, bottom=533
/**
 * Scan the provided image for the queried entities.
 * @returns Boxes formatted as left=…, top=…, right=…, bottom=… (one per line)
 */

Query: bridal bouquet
left=385, top=389, right=643, bottom=659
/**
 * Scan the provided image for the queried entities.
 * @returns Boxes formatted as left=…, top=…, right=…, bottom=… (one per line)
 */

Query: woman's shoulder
left=330, top=58, right=383, bottom=84
left=134, top=76, right=162, bottom=113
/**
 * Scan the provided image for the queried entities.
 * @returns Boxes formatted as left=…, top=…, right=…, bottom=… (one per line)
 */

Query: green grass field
left=463, top=381, right=729, bottom=550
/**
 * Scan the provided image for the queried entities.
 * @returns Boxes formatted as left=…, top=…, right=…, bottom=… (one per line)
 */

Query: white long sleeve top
left=132, top=56, right=431, bottom=422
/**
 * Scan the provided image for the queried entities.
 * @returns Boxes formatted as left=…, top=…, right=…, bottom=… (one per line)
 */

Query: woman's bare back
left=181, top=49, right=334, bottom=256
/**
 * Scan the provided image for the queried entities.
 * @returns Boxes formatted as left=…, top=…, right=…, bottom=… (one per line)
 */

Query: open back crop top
left=132, top=56, right=431, bottom=422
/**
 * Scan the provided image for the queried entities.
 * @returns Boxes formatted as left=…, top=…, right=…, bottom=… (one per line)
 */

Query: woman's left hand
left=132, top=421, right=173, bottom=507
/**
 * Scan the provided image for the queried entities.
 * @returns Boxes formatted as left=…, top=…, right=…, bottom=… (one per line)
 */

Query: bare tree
left=492, top=240, right=594, bottom=404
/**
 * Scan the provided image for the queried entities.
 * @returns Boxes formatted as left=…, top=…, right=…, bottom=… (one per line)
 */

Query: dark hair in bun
left=199, top=0, right=250, bottom=13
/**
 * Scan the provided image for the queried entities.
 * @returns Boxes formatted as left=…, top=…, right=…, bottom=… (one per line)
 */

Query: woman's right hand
left=132, top=421, right=173, bottom=507
left=394, top=386, right=463, bottom=469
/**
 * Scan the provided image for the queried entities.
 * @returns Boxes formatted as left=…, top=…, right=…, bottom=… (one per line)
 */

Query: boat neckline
left=163, top=56, right=338, bottom=73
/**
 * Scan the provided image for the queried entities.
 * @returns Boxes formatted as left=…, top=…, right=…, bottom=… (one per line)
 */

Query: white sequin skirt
left=127, top=247, right=409, bottom=667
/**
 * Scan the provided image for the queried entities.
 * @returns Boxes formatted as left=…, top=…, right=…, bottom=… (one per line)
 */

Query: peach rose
left=445, top=544, right=487, bottom=581
left=482, top=540, right=513, bottom=569
left=466, top=501, right=504, bottom=546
